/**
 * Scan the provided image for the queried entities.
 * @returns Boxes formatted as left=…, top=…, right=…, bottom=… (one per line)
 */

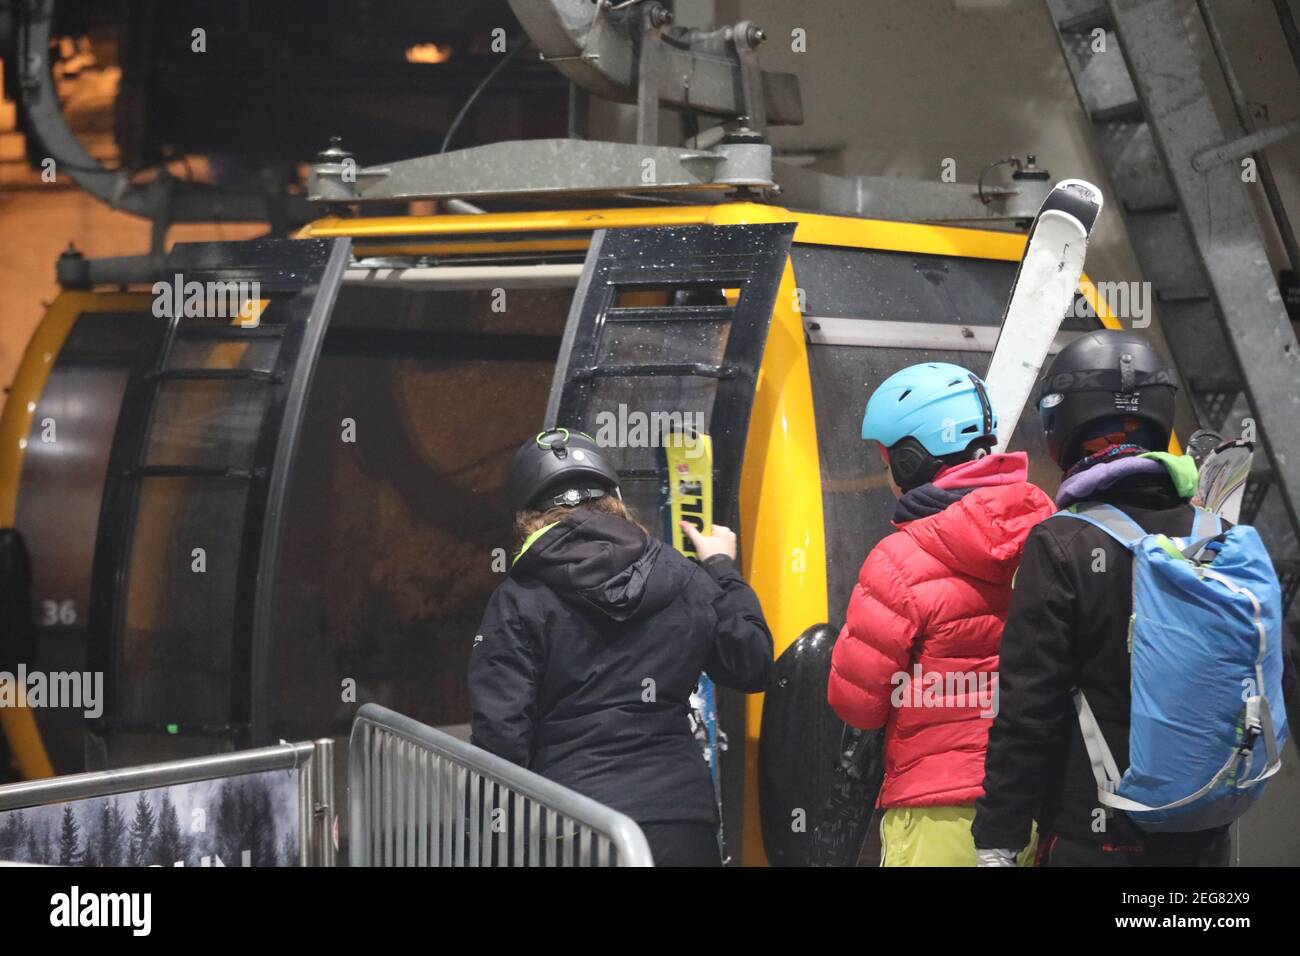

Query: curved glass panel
left=269, top=284, right=568, bottom=740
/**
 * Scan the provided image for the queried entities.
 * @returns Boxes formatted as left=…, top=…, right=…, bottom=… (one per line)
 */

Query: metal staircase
left=1045, top=0, right=1300, bottom=616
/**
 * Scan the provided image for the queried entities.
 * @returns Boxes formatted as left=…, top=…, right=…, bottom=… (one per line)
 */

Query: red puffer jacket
left=828, top=453, right=1055, bottom=808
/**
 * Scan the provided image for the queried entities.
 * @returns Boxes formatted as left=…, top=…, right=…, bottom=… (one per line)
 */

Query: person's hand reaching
left=681, top=522, right=737, bottom=562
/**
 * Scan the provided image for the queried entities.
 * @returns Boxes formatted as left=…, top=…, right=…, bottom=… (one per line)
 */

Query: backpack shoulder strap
left=1179, top=506, right=1225, bottom=561
left=1190, top=506, right=1222, bottom=540
left=1049, top=501, right=1147, bottom=550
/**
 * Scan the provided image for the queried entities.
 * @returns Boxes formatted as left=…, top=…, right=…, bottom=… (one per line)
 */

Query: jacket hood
left=511, top=510, right=678, bottom=622
left=932, top=451, right=1033, bottom=490
left=896, top=453, right=1055, bottom=584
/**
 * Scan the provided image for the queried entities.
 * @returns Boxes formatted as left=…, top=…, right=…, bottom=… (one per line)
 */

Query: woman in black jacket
left=469, top=428, right=774, bottom=866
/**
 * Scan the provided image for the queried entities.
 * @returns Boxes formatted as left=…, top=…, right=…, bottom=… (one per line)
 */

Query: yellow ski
left=663, top=430, right=713, bottom=558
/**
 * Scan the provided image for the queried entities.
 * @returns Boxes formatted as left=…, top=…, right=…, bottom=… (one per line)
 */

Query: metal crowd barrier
left=0, top=739, right=335, bottom=866
left=349, top=703, right=653, bottom=867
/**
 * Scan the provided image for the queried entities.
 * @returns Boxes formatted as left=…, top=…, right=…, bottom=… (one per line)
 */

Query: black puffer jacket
left=469, top=509, right=773, bottom=825
left=974, top=465, right=1294, bottom=859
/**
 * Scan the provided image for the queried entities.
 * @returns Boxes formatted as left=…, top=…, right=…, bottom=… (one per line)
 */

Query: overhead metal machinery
left=5, top=0, right=315, bottom=244
left=307, top=0, right=1052, bottom=223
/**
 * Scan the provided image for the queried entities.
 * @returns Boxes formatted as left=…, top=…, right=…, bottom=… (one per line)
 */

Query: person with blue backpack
left=973, top=329, right=1293, bottom=866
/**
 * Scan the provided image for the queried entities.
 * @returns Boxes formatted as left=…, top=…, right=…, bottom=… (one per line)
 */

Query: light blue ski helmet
left=861, top=362, right=997, bottom=457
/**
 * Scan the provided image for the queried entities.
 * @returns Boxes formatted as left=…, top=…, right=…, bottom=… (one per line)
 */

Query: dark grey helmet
left=507, top=428, right=621, bottom=512
left=1037, top=329, right=1178, bottom=468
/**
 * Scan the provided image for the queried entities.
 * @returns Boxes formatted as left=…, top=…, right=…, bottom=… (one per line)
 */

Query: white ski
left=986, top=179, right=1103, bottom=452
left=1195, top=438, right=1254, bottom=524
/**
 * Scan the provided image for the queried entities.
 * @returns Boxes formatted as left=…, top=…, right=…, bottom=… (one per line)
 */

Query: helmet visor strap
left=542, top=487, right=610, bottom=509
left=969, top=373, right=994, bottom=441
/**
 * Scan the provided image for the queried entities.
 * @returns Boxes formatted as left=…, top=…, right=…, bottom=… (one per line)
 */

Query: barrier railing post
left=311, top=738, right=336, bottom=867
left=347, top=703, right=653, bottom=866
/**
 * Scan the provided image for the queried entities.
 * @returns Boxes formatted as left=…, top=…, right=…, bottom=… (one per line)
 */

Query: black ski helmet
left=507, top=427, right=621, bottom=512
left=1037, top=329, right=1178, bottom=469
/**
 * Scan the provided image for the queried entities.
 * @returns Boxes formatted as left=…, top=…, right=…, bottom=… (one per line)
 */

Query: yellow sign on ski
left=665, top=431, right=713, bottom=558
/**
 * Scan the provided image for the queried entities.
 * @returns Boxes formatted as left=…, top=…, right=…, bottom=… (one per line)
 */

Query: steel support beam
left=309, top=138, right=772, bottom=203
left=1191, top=115, right=1300, bottom=172
left=1109, top=0, right=1300, bottom=533
left=308, top=137, right=1051, bottom=224
left=772, top=162, right=1053, bottom=223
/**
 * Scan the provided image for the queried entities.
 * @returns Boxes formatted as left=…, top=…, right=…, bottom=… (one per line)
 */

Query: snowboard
left=659, top=429, right=728, bottom=856
left=986, top=179, right=1103, bottom=452
left=758, top=623, right=885, bottom=867
left=1190, top=430, right=1254, bottom=524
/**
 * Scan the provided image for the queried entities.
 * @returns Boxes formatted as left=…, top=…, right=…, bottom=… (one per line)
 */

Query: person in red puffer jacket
left=828, top=362, right=1055, bottom=866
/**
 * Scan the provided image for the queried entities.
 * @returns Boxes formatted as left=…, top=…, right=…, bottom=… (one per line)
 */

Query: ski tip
left=1054, top=178, right=1101, bottom=196
left=1052, top=178, right=1103, bottom=209
left=1038, top=179, right=1103, bottom=234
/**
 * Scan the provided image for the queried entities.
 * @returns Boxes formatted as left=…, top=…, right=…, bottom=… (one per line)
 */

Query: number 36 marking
left=41, top=599, right=77, bottom=626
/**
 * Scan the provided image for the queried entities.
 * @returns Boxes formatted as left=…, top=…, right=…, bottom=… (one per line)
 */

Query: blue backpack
left=1053, top=502, right=1288, bottom=832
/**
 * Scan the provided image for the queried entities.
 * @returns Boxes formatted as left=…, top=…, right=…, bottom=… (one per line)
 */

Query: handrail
left=349, top=703, right=653, bottom=866
left=0, top=741, right=313, bottom=810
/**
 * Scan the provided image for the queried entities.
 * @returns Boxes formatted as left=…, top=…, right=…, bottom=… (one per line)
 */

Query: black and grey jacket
left=973, top=461, right=1296, bottom=859
left=469, top=509, right=773, bottom=825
